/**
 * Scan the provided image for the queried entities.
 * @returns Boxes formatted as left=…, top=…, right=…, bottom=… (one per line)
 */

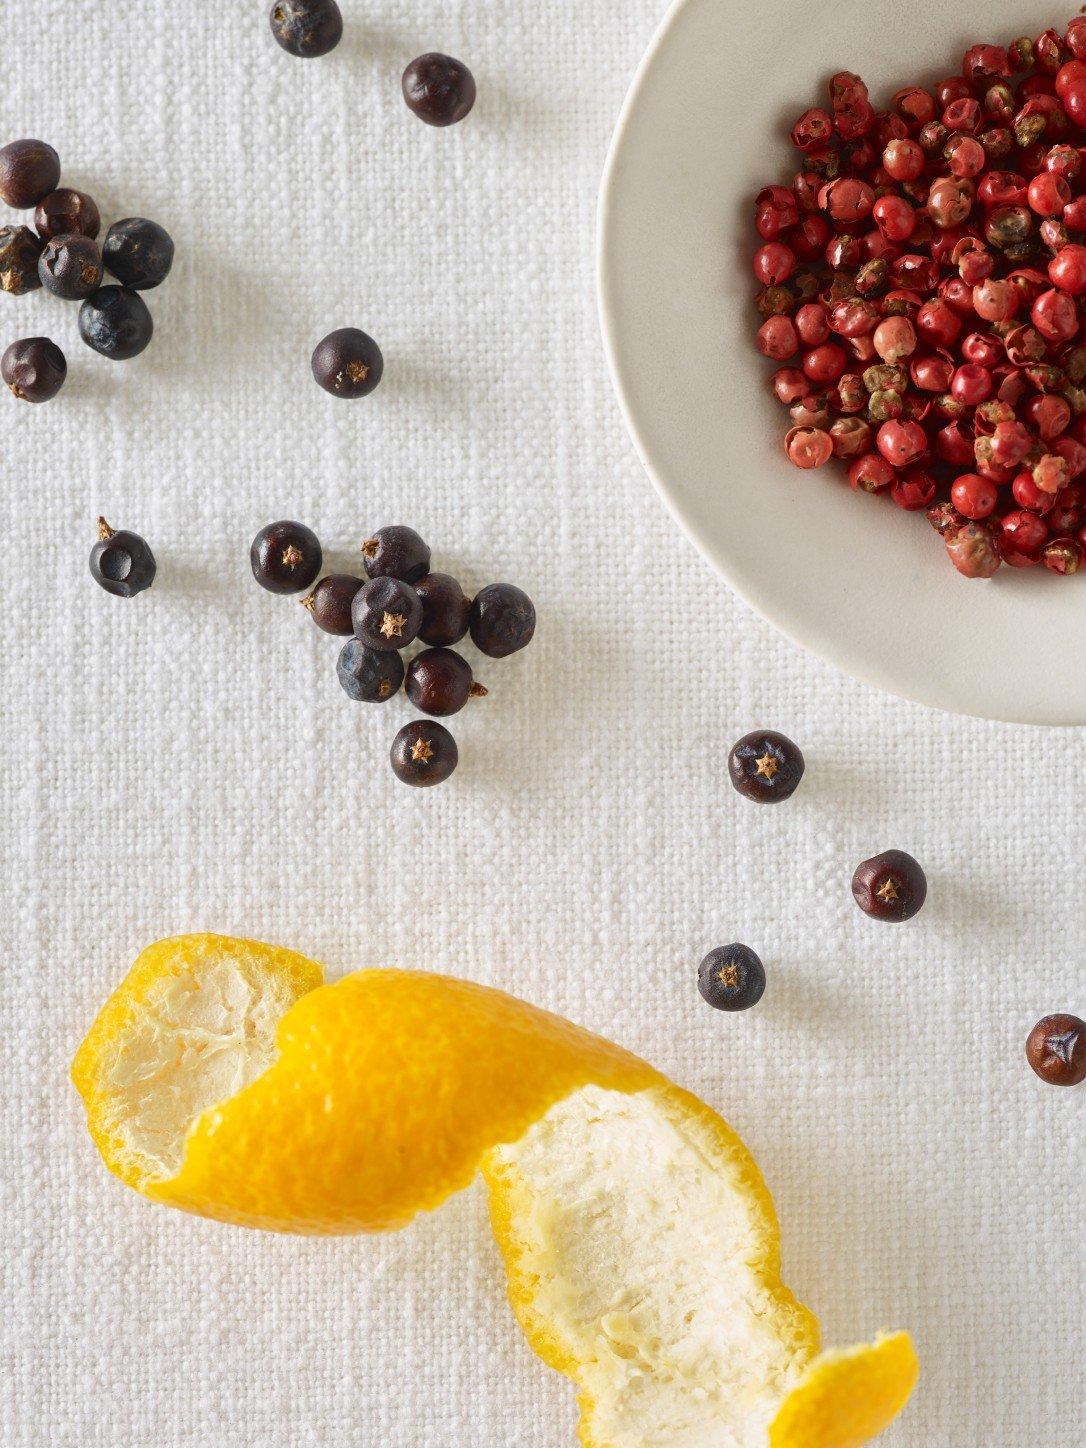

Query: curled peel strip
left=73, top=935, right=917, bottom=1447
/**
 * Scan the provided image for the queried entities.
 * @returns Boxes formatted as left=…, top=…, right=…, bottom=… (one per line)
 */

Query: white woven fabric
left=1, top=2, right=1083, bottom=1445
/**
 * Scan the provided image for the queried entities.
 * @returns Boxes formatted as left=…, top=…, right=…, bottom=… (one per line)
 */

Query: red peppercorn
left=755, top=185, right=800, bottom=240
left=1024, top=392, right=1072, bottom=440
left=829, top=416, right=872, bottom=458
left=943, top=97, right=982, bottom=134
left=935, top=421, right=977, bottom=466
left=791, top=214, right=831, bottom=259
left=801, top=342, right=848, bottom=384
left=972, top=278, right=1018, bottom=322
left=1062, top=195, right=1086, bottom=230
left=950, top=472, right=998, bottom=518
left=960, top=332, right=1002, bottom=368
left=999, top=509, right=1048, bottom=565
left=928, top=176, right=975, bottom=227
left=945, top=135, right=987, bottom=179
left=1067, top=18, right=1086, bottom=61
left=911, top=354, right=954, bottom=392
left=791, top=108, right=834, bottom=152
left=1034, top=453, right=1071, bottom=494
left=915, top=297, right=962, bottom=346
left=1053, top=435, right=1086, bottom=478
left=892, top=86, right=936, bottom=126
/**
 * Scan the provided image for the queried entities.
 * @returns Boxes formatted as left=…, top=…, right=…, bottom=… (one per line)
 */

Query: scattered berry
left=250, top=520, right=323, bottom=594
left=361, top=525, right=430, bottom=584
left=402, top=53, right=477, bottom=127
left=337, top=638, right=405, bottom=702
left=78, top=286, right=153, bottom=360
left=311, top=327, right=383, bottom=398
left=352, top=576, right=422, bottom=651
left=302, top=574, right=363, bottom=634
left=34, top=188, right=100, bottom=241
left=728, top=730, right=805, bottom=803
left=2, top=337, right=65, bottom=403
left=0, top=224, right=44, bottom=295
left=0, top=139, right=60, bottom=209
left=38, top=233, right=103, bottom=300
left=697, top=945, right=766, bottom=1011
left=89, top=518, right=156, bottom=598
left=405, top=648, right=487, bottom=716
left=269, top=0, right=343, bottom=57
left=469, top=582, right=536, bottom=658
left=416, top=572, right=471, bottom=646
left=102, top=218, right=174, bottom=290
left=1025, top=1013, right=1086, bottom=1086
left=852, top=850, right=927, bottom=921
left=390, top=719, right=458, bottom=787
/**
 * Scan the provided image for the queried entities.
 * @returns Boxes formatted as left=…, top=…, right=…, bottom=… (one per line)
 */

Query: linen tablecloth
left=1, top=2, right=1082, bottom=1443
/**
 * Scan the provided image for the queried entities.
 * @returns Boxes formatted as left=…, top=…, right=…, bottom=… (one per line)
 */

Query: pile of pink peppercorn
left=753, top=19, right=1086, bottom=577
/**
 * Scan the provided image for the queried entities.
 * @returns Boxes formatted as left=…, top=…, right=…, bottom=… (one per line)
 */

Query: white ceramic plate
left=599, top=0, right=1085, bottom=725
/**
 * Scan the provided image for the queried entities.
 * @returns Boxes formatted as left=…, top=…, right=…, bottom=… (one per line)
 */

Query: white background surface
left=0, top=2, right=1082, bottom=1445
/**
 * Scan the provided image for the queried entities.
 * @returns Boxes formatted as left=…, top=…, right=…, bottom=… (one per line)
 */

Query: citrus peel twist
left=73, top=935, right=917, bottom=1446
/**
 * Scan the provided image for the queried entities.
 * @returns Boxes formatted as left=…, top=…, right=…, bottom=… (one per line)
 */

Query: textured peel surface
left=73, top=936, right=917, bottom=1444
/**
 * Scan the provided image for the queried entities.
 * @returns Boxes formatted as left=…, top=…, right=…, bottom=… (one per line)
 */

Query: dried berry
left=697, top=945, right=766, bottom=1012
left=250, top=520, right=322, bottom=594
left=728, top=730, right=805, bottom=803
left=851, top=850, right=927, bottom=921
left=352, top=576, right=422, bottom=651
left=78, top=286, right=153, bottom=360
left=416, top=572, right=471, bottom=646
left=1, top=337, right=65, bottom=403
left=311, top=327, right=384, bottom=398
left=269, top=0, right=343, bottom=57
left=0, top=139, right=60, bottom=209
left=469, top=582, right=536, bottom=658
left=402, top=53, right=476, bottom=127
left=361, top=525, right=430, bottom=583
left=34, top=189, right=100, bottom=241
left=1025, top=1013, right=1086, bottom=1086
left=405, top=648, right=487, bottom=717
left=301, top=574, right=363, bottom=634
left=0, top=225, right=44, bottom=295
left=102, top=218, right=174, bottom=290
left=390, top=719, right=458, bottom=787
left=89, top=518, right=156, bottom=598
left=38, top=234, right=103, bottom=300
left=336, top=638, right=404, bottom=703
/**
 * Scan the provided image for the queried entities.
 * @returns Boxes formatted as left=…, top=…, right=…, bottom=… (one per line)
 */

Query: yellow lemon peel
left=73, top=935, right=917, bottom=1446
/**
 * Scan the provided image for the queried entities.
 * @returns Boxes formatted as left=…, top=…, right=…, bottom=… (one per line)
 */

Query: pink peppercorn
left=795, top=303, right=831, bottom=346
left=876, top=419, right=927, bottom=466
left=829, top=416, right=873, bottom=458
left=988, top=418, right=1033, bottom=466
left=753, top=242, right=797, bottom=286
left=872, top=316, right=917, bottom=364
left=1024, top=393, right=1072, bottom=440
left=819, top=177, right=875, bottom=223
left=951, top=363, right=993, bottom=406
left=915, top=298, right=962, bottom=346
left=784, top=426, right=834, bottom=468
left=891, top=468, right=937, bottom=509
left=1026, top=170, right=1072, bottom=215
left=1053, top=435, right=1086, bottom=478
left=946, top=136, right=987, bottom=178
left=1034, top=452, right=1071, bottom=494
left=848, top=452, right=896, bottom=492
left=911, top=354, right=955, bottom=392
left=772, top=367, right=809, bottom=405
left=1031, top=287, right=1079, bottom=343
left=1042, top=536, right=1084, bottom=573
left=972, top=279, right=1018, bottom=323
left=946, top=521, right=1001, bottom=576
left=950, top=472, right=998, bottom=518
left=998, top=509, right=1049, bottom=565
left=757, top=315, right=799, bottom=361
left=802, top=343, right=848, bottom=384
left=883, top=138, right=925, bottom=181
left=1048, top=244, right=1086, bottom=294
left=1012, top=470, right=1057, bottom=513
left=872, top=194, right=916, bottom=242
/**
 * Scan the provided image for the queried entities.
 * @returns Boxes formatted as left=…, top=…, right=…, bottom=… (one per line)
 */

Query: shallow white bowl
left=599, top=0, right=1085, bottom=724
